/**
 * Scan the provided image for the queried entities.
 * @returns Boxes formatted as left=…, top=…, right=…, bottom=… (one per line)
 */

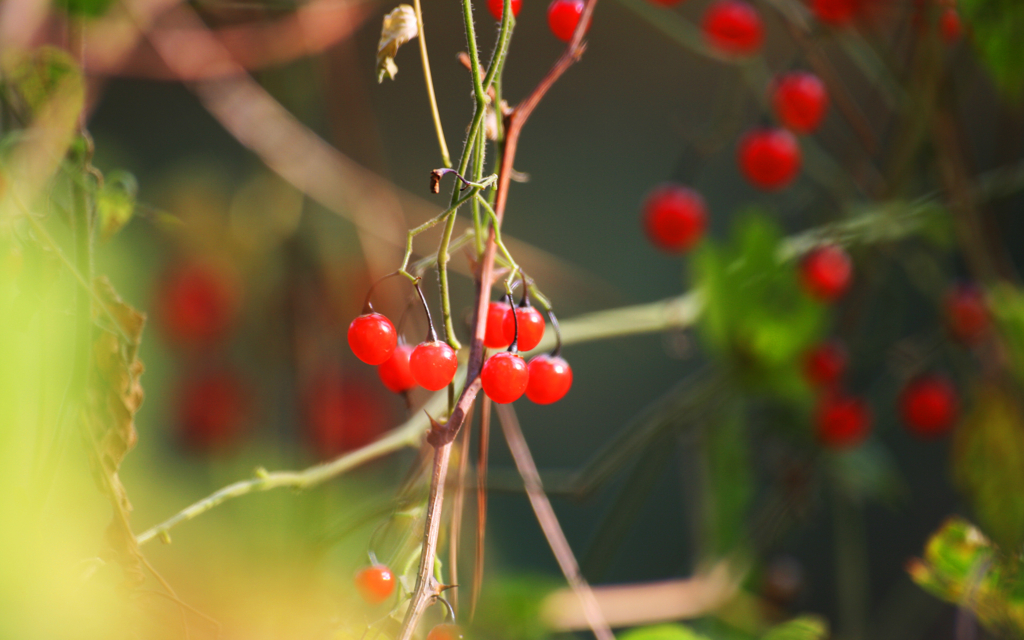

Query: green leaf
left=619, top=623, right=713, bottom=640
left=2, top=46, right=81, bottom=120
left=760, top=616, right=828, bottom=640
left=96, top=170, right=138, bottom=241
left=958, top=0, right=1024, bottom=101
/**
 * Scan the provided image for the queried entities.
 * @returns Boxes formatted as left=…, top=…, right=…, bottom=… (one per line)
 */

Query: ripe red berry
left=503, top=305, right=546, bottom=351
left=939, top=8, right=962, bottom=43
left=348, top=313, right=398, bottom=365
left=178, top=368, right=249, bottom=451
left=305, top=370, right=389, bottom=456
left=377, top=344, right=417, bottom=393
left=944, top=284, right=989, bottom=345
left=426, top=624, right=463, bottom=640
left=409, top=341, right=459, bottom=391
left=641, top=184, right=708, bottom=253
left=816, top=393, right=871, bottom=449
left=800, top=245, right=852, bottom=302
left=738, top=128, right=802, bottom=190
left=526, top=354, right=573, bottom=404
left=547, top=0, right=586, bottom=42
left=702, top=0, right=764, bottom=56
left=485, top=301, right=514, bottom=349
left=355, top=565, right=395, bottom=605
left=773, top=72, right=829, bottom=134
left=811, top=0, right=858, bottom=25
left=488, top=0, right=522, bottom=20
left=481, top=352, right=530, bottom=404
left=803, top=340, right=847, bottom=388
left=158, top=260, right=240, bottom=346
left=899, top=374, right=959, bottom=439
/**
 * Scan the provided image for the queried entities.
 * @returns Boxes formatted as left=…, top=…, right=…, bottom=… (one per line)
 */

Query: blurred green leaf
left=760, top=616, right=827, bottom=640
left=96, top=170, right=137, bottom=241
left=53, top=0, right=115, bottom=18
left=703, top=404, right=752, bottom=557
left=909, top=517, right=1024, bottom=636
left=989, top=284, right=1024, bottom=389
left=829, top=441, right=907, bottom=506
left=958, top=0, right=1024, bottom=100
left=619, top=623, right=713, bottom=640
left=2, top=46, right=80, bottom=120
left=952, top=382, right=1024, bottom=551
left=470, top=576, right=560, bottom=640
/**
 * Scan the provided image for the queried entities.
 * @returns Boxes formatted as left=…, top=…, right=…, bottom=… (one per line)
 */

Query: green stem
left=399, top=190, right=479, bottom=280
left=475, top=195, right=519, bottom=284
left=482, top=0, right=515, bottom=91
left=437, top=205, right=462, bottom=351
left=413, top=0, right=451, bottom=168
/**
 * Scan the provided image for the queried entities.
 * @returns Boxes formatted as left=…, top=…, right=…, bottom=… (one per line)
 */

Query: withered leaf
left=377, top=5, right=419, bottom=83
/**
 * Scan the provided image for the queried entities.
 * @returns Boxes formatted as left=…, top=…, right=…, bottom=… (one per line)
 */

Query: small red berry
left=944, top=284, right=989, bottom=346
left=702, top=0, right=764, bottom=57
left=503, top=305, right=546, bottom=351
left=816, top=393, right=871, bottom=449
left=485, top=301, right=514, bottom=349
left=939, top=8, right=962, bottom=43
left=487, top=0, right=522, bottom=20
left=738, top=128, right=802, bottom=190
left=410, top=341, right=459, bottom=391
left=526, top=354, right=573, bottom=404
left=355, top=565, right=395, bottom=605
left=305, top=370, right=389, bottom=456
left=481, top=352, right=530, bottom=404
left=157, top=260, right=240, bottom=346
left=348, top=313, right=397, bottom=365
left=178, top=368, right=249, bottom=451
left=800, top=245, right=852, bottom=302
left=547, top=0, right=586, bottom=42
left=427, top=624, right=463, bottom=640
left=811, top=0, right=858, bottom=25
left=803, top=340, right=847, bottom=388
left=899, top=374, right=959, bottom=439
left=773, top=72, right=829, bottom=134
left=377, top=344, right=417, bottom=393
left=641, top=184, right=708, bottom=253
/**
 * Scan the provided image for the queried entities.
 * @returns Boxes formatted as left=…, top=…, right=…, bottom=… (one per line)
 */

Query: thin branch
left=412, top=0, right=452, bottom=167
left=495, top=403, right=614, bottom=640
left=470, top=395, right=492, bottom=621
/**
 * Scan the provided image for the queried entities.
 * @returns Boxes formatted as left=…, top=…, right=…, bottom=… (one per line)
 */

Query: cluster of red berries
left=483, top=0, right=587, bottom=44
left=348, top=312, right=459, bottom=392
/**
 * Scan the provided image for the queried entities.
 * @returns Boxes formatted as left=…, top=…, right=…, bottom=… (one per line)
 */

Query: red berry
left=899, top=374, right=959, bottom=439
left=800, top=245, right=852, bottom=302
left=526, top=355, right=573, bottom=404
left=641, top=184, right=708, bottom=253
left=481, top=352, right=530, bottom=404
left=409, top=341, right=459, bottom=391
left=377, top=344, right=417, bottom=393
left=939, top=8, right=962, bottom=43
left=158, top=260, right=240, bottom=346
left=488, top=0, right=522, bottom=20
left=355, top=565, right=395, bottom=605
left=427, top=624, right=463, bottom=640
left=773, top=72, right=829, bottom=134
left=348, top=313, right=398, bottom=365
left=803, top=340, right=847, bottom=388
left=547, top=0, right=586, bottom=42
left=485, top=301, right=514, bottom=349
left=178, top=368, right=249, bottom=451
left=816, top=393, right=871, bottom=449
left=811, top=0, right=858, bottom=25
left=305, top=370, right=389, bottom=456
left=702, top=0, right=764, bottom=56
left=738, top=128, right=802, bottom=190
left=944, top=284, right=989, bottom=346
left=503, top=305, right=546, bottom=351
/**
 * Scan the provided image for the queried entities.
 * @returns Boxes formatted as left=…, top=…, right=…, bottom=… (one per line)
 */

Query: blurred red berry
left=503, top=305, right=546, bottom=351
left=939, top=7, right=962, bottom=43
left=377, top=344, right=417, bottom=393
left=304, top=369, right=389, bottom=457
left=355, top=565, right=395, bottom=604
left=738, top=128, right=802, bottom=190
left=348, top=313, right=398, bottom=365
left=800, top=245, right=852, bottom=302
left=816, top=393, right=871, bottom=449
left=178, top=368, right=249, bottom=451
left=811, top=0, right=858, bottom=25
left=427, top=624, right=463, bottom=640
left=641, top=184, right=708, bottom=253
left=702, top=0, right=764, bottom=56
left=944, top=284, right=989, bottom=345
left=481, top=352, right=530, bottom=404
left=526, top=354, right=573, bottom=404
left=900, top=374, right=959, bottom=438
left=485, top=301, right=514, bottom=349
left=547, top=0, right=586, bottom=42
left=487, top=0, right=522, bottom=20
left=803, top=340, right=847, bottom=388
left=410, top=341, right=459, bottom=391
left=158, top=260, right=240, bottom=346
left=773, top=72, right=829, bottom=134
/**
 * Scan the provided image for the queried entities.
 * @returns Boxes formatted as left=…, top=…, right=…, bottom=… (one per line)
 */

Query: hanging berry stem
left=505, top=291, right=519, bottom=353
left=362, top=271, right=403, bottom=314
left=414, top=281, right=439, bottom=343
left=545, top=308, right=564, bottom=357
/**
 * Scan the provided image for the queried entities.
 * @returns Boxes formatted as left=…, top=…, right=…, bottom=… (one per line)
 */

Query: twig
left=495, top=403, right=614, bottom=640
left=470, top=396, right=492, bottom=621
left=412, top=0, right=451, bottom=168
